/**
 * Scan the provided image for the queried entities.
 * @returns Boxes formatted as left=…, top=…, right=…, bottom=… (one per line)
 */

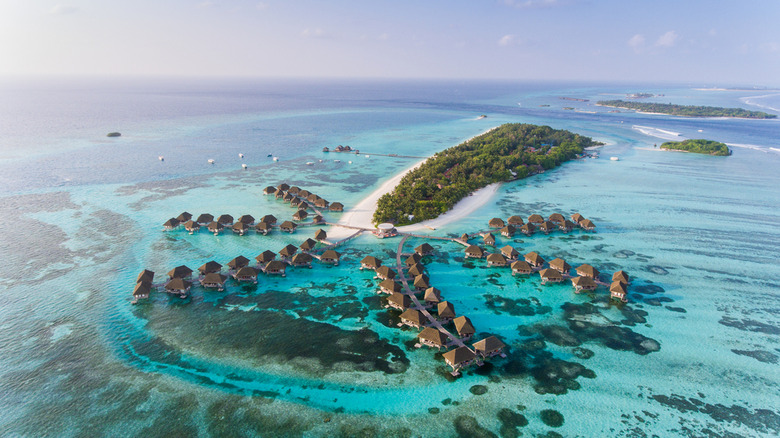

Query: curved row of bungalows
left=263, top=183, right=344, bottom=212
left=165, top=211, right=318, bottom=236
left=442, top=335, right=508, bottom=374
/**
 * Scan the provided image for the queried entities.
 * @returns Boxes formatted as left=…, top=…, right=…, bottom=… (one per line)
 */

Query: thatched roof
left=297, top=189, right=311, bottom=198
left=501, top=245, right=519, bottom=258
left=465, top=245, right=484, bottom=258
left=263, top=186, right=276, bottom=194
left=279, top=244, right=298, bottom=257
left=610, top=281, right=627, bottom=294
left=572, top=276, right=597, bottom=289
left=443, top=346, right=476, bottom=366
left=510, top=260, right=532, bottom=273
left=501, top=225, right=516, bottom=236
left=375, top=266, right=396, bottom=279
left=413, top=274, right=430, bottom=287
left=238, top=214, right=255, bottom=225
left=539, top=221, right=555, bottom=232
left=379, top=279, right=403, bottom=293
left=424, top=287, right=441, bottom=303
left=437, top=301, right=456, bottom=319
left=321, top=249, right=341, bottom=261
left=489, top=217, right=505, bottom=228
left=314, top=198, right=329, bottom=208
left=329, top=202, right=344, bottom=212
left=407, top=263, right=425, bottom=277
left=167, top=265, right=193, bottom=279
left=306, top=193, right=320, bottom=202
left=415, top=243, right=434, bottom=256
left=163, top=218, right=180, bottom=228
left=549, top=258, right=571, bottom=274
left=227, top=256, right=250, bottom=269
left=291, top=253, right=313, bottom=265
left=418, top=327, right=447, bottom=347
left=460, top=233, right=470, bottom=242
left=612, top=270, right=630, bottom=284
left=453, top=316, right=475, bottom=336
left=183, top=220, right=200, bottom=230
left=207, top=221, right=224, bottom=232
left=486, top=253, right=507, bottom=265
left=576, top=264, right=600, bottom=279
left=176, top=211, right=193, bottom=222
left=292, top=210, right=309, bottom=221
left=165, top=277, right=190, bottom=291
left=196, top=213, right=214, bottom=224
left=548, top=213, right=565, bottom=223
left=277, top=183, right=290, bottom=192
left=202, top=272, right=227, bottom=285
left=507, top=215, right=524, bottom=225
left=360, top=256, right=382, bottom=269
left=561, top=220, right=576, bottom=230
left=217, top=214, right=234, bottom=225
left=279, top=220, right=297, bottom=231
left=524, top=252, right=544, bottom=266
left=520, top=223, right=536, bottom=234
left=264, top=260, right=286, bottom=272
left=473, top=336, right=506, bottom=353
left=232, top=222, right=250, bottom=232
left=539, top=268, right=563, bottom=280
left=235, top=266, right=258, bottom=278
left=254, top=221, right=271, bottom=232
left=405, top=253, right=422, bottom=266
left=133, top=281, right=151, bottom=297
left=580, top=219, right=595, bottom=230
left=137, top=269, right=155, bottom=283
left=198, top=260, right=223, bottom=275
left=260, top=214, right=277, bottom=224
left=388, top=292, right=411, bottom=309
left=314, top=229, right=327, bottom=241
left=255, top=250, right=276, bottom=263
left=299, top=238, right=317, bottom=251
left=287, top=186, right=300, bottom=195
left=400, top=309, right=425, bottom=326
left=482, top=233, right=496, bottom=244
left=528, top=214, right=544, bottom=224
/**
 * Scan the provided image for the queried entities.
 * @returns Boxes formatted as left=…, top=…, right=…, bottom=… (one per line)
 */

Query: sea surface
left=1, top=78, right=779, bottom=437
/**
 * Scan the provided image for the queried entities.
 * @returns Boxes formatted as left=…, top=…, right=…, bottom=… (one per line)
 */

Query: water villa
left=576, top=264, right=600, bottom=279
left=613, top=270, right=630, bottom=284
left=500, top=245, right=519, bottom=260
left=314, top=198, right=329, bottom=209
left=528, top=214, right=544, bottom=225
left=299, top=238, right=317, bottom=251
left=164, top=278, right=191, bottom=298
left=167, top=265, right=193, bottom=279
left=260, top=214, right=277, bottom=225
left=453, top=316, right=475, bottom=340
left=610, top=281, right=628, bottom=302
left=255, top=250, right=277, bottom=265
left=263, top=186, right=276, bottom=195
left=399, top=309, right=425, bottom=328
left=196, top=213, right=214, bottom=225
left=437, top=301, right=456, bottom=322
left=459, top=233, right=470, bottom=243
left=233, top=267, right=258, bottom=282
left=217, top=214, right=234, bottom=226
left=418, top=327, right=448, bottom=350
left=201, top=273, right=228, bottom=291
left=312, top=214, right=324, bottom=224
left=520, top=223, right=536, bottom=236
left=375, top=223, right=397, bottom=238
left=571, top=213, right=584, bottom=223
left=415, top=243, right=434, bottom=256
left=314, top=229, right=327, bottom=241
left=197, top=261, right=222, bottom=275
left=183, top=220, right=200, bottom=234
left=297, top=189, right=311, bottom=198
left=163, top=218, right=180, bottom=230
left=486, top=253, right=508, bottom=267
left=489, top=217, right=505, bottom=228
left=375, top=266, right=396, bottom=280
left=424, top=287, right=441, bottom=306
left=291, top=253, right=313, bottom=268
left=407, top=263, right=425, bottom=277
left=465, top=245, right=485, bottom=259
left=510, top=260, right=533, bottom=275
left=442, top=346, right=477, bottom=374
left=387, top=292, right=411, bottom=310
left=207, top=221, right=224, bottom=235
left=231, top=221, right=251, bottom=235
left=279, top=244, right=298, bottom=260
left=137, top=269, right=155, bottom=284
left=539, top=268, right=564, bottom=284
left=287, top=186, right=300, bottom=195
left=524, top=252, right=545, bottom=269
left=472, top=336, right=506, bottom=359
left=264, top=260, right=286, bottom=276
left=405, top=253, right=422, bottom=266
left=277, top=183, right=290, bottom=192
left=549, top=213, right=565, bottom=224
left=379, top=279, right=403, bottom=294
left=320, top=250, right=341, bottom=265
left=539, top=221, right=556, bottom=234
left=549, top=258, right=572, bottom=275
left=176, top=212, right=193, bottom=222
left=279, top=221, right=297, bottom=233
left=133, top=282, right=151, bottom=301
left=580, top=219, right=596, bottom=231
left=360, top=256, right=382, bottom=270
left=572, top=276, right=597, bottom=292
left=329, top=202, right=344, bottom=212
left=500, top=225, right=515, bottom=238
left=292, top=210, right=308, bottom=221
left=507, top=215, right=524, bottom=226
left=227, top=256, right=250, bottom=272
left=237, top=214, right=255, bottom=225
left=482, top=233, right=496, bottom=246
left=254, top=221, right=271, bottom=235
left=413, top=274, right=430, bottom=291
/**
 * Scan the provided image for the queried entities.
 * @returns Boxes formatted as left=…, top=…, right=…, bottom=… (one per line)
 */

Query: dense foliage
left=596, top=100, right=776, bottom=119
left=373, top=123, right=598, bottom=225
left=660, top=139, right=731, bottom=156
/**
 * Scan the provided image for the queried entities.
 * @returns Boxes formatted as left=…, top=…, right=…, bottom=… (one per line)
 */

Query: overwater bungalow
left=379, top=279, right=403, bottom=294
left=255, top=250, right=276, bottom=265
left=360, top=255, right=382, bottom=270
left=275, top=190, right=285, bottom=199
left=197, top=260, right=223, bottom=275
left=413, top=274, right=431, bottom=291
left=314, top=229, right=328, bottom=241
left=132, top=281, right=151, bottom=301
left=500, top=225, right=516, bottom=238
left=306, top=193, right=320, bottom=203
left=207, top=221, right=224, bottom=235
left=442, top=346, right=477, bottom=374
left=163, top=218, right=180, bottom=230
left=524, top=252, right=545, bottom=268
left=571, top=276, right=597, bottom=292
left=297, top=189, right=311, bottom=199
left=264, top=260, right=286, bottom=276
left=279, top=221, right=297, bottom=233
left=227, top=256, right=250, bottom=272
left=217, top=214, right=234, bottom=226
left=453, top=316, right=476, bottom=340
left=612, top=270, right=630, bottom=284
left=489, top=217, right=505, bottom=228
left=288, top=186, right=301, bottom=195
left=329, top=202, right=344, bottom=212
left=560, top=220, right=576, bottom=233
left=500, top=245, right=519, bottom=260
left=375, top=223, right=399, bottom=239
left=571, top=213, right=584, bottom=223
left=254, top=221, right=271, bottom=235
left=299, top=238, right=317, bottom=251
left=320, top=249, right=341, bottom=265
left=291, top=253, right=313, bottom=268
left=234, top=266, right=258, bottom=282
left=299, top=202, right=311, bottom=211
left=177, top=212, right=193, bottom=223
left=260, top=214, right=277, bottom=225
left=610, top=281, right=628, bottom=302
left=465, top=245, right=485, bottom=259
left=549, top=258, right=572, bottom=275
left=164, top=278, right=191, bottom=298
left=539, top=268, right=563, bottom=284
left=407, top=263, right=425, bottom=277
left=510, top=260, right=533, bottom=275
left=312, top=215, right=324, bottom=224
left=415, top=243, right=434, bottom=256
left=482, top=233, right=496, bottom=246
left=548, top=213, right=565, bottom=224
left=283, top=192, right=294, bottom=202
left=167, top=265, right=193, bottom=279
left=314, top=198, right=329, bottom=209
left=486, top=253, right=508, bottom=267
left=405, top=253, right=422, bottom=266
left=579, top=219, right=596, bottom=231
left=278, top=244, right=298, bottom=260
left=237, top=214, right=255, bottom=225
left=231, top=221, right=251, bottom=235
left=387, top=292, right=411, bottom=310
left=424, top=287, right=442, bottom=306
left=459, top=233, right=470, bottom=242
left=288, top=197, right=300, bottom=207
left=292, top=210, right=308, bottom=221
left=418, top=327, right=448, bottom=350
left=201, top=273, right=228, bottom=291
left=472, top=336, right=506, bottom=359
left=437, top=301, right=456, bottom=322
left=137, top=269, right=155, bottom=284
left=277, top=183, right=290, bottom=192
left=539, top=221, right=556, bottom=234
left=196, top=213, right=214, bottom=225
left=399, top=309, right=425, bottom=328
left=507, top=215, right=524, bottom=226
left=528, top=214, right=544, bottom=225
left=576, top=264, right=600, bottom=279
left=263, top=186, right=276, bottom=195
left=520, top=223, right=536, bottom=236
left=375, top=266, right=396, bottom=280
left=183, top=220, right=200, bottom=234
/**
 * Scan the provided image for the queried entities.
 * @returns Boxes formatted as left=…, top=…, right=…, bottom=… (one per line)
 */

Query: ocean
left=0, top=78, right=778, bottom=437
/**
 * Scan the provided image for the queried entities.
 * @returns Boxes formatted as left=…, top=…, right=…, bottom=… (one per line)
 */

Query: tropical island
left=596, top=100, right=776, bottom=119
left=373, top=123, right=600, bottom=225
left=660, top=139, right=731, bottom=156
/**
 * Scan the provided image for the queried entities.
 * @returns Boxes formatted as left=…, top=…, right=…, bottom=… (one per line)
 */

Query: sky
left=1, top=0, right=779, bottom=85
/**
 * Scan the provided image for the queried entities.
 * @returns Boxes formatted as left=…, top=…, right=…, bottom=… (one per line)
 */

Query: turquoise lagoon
left=0, top=79, right=778, bottom=437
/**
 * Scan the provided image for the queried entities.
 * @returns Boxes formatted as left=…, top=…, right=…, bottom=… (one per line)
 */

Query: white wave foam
left=726, top=143, right=770, bottom=153
left=632, top=125, right=683, bottom=141
left=740, top=93, right=780, bottom=113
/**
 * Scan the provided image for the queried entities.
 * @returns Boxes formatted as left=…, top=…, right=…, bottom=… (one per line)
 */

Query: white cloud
left=48, top=5, right=79, bottom=15
left=256, top=2, right=268, bottom=10
left=301, top=28, right=328, bottom=39
left=197, top=1, right=214, bottom=8
left=503, top=0, right=559, bottom=9
left=628, top=34, right=645, bottom=52
left=655, top=30, right=679, bottom=47
left=377, top=33, right=389, bottom=41
left=498, top=34, right=515, bottom=47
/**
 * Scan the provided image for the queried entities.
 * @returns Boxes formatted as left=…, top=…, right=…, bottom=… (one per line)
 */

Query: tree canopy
left=596, top=100, right=776, bottom=119
left=660, top=139, right=731, bottom=156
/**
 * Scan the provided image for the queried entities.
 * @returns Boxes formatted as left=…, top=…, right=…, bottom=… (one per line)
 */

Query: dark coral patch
left=540, top=409, right=564, bottom=427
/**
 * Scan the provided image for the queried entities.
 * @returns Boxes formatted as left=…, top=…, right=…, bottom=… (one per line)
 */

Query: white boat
left=348, top=161, right=353, bottom=164
left=698, top=129, right=703, bottom=132
left=158, top=156, right=164, bottom=161
left=610, top=156, right=619, bottom=161
left=208, top=159, right=215, bottom=164
left=306, top=162, right=314, bottom=165
left=272, top=157, right=278, bottom=161
left=334, top=160, right=341, bottom=163
left=239, top=153, right=244, bottom=158
left=242, top=164, right=247, bottom=169
left=365, top=155, right=370, bottom=158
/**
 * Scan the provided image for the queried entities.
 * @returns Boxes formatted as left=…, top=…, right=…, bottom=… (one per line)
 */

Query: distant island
left=107, top=132, right=122, bottom=137
left=597, top=100, right=776, bottom=119
left=373, top=123, right=600, bottom=225
left=660, top=139, right=731, bottom=156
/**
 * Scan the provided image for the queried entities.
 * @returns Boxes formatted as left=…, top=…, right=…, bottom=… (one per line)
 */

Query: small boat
left=242, top=164, right=248, bottom=169
left=698, top=129, right=703, bottom=132
left=306, top=162, right=314, bottom=165
left=158, top=156, right=164, bottom=161
left=208, top=159, right=215, bottom=164
left=267, top=154, right=273, bottom=157
left=365, top=155, right=370, bottom=158
left=348, top=161, right=353, bottom=164
left=272, top=157, right=278, bottom=162
left=334, top=160, right=341, bottom=163
left=318, top=159, right=323, bottom=162
left=610, top=156, right=619, bottom=161
left=239, top=153, right=244, bottom=158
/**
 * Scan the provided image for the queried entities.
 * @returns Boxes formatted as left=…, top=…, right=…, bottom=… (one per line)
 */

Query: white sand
left=396, top=183, right=500, bottom=233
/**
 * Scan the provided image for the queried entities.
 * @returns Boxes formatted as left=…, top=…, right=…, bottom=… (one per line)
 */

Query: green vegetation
left=106, top=132, right=122, bottom=137
left=597, top=100, right=776, bottom=119
left=660, top=139, right=731, bottom=156
left=373, top=123, right=599, bottom=225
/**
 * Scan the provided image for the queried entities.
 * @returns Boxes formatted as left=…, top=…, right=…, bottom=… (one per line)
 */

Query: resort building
left=472, top=336, right=506, bottom=359
left=489, top=217, right=505, bottom=228
left=263, top=186, right=276, bottom=195
left=314, top=198, right=329, bottom=209
left=375, top=266, right=396, bottom=280
left=231, top=221, right=250, bottom=235
left=520, top=223, right=536, bottom=236
left=164, top=278, right=191, bottom=298
left=413, top=274, right=430, bottom=291
left=610, top=281, right=628, bottom=302
left=254, top=221, right=271, bottom=235
left=255, top=250, right=276, bottom=265
left=375, top=223, right=397, bottom=238
left=453, top=316, right=476, bottom=340
left=486, top=253, right=508, bottom=267
left=314, top=229, right=327, bottom=241
left=437, top=301, right=456, bottom=322
left=571, top=276, right=597, bottom=292
left=137, top=269, right=155, bottom=284
left=459, top=233, right=470, bottom=243
left=163, top=218, right=180, bottom=230
left=207, top=221, right=224, bottom=235
left=183, top=220, right=200, bottom=234
left=571, top=213, right=584, bottom=223
left=482, top=233, right=496, bottom=246
left=576, top=264, right=600, bottom=279
left=132, top=282, right=151, bottom=301
left=360, top=256, right=382, bottom=270
left=418, top=327, right=448, bottom=350
left=407, top=263, right=425, bottom=277
left=292, top=210, right=308, bottom=221
left=500, top=245, right=519, bottom=260
left=465, top=245, right=485, bottom=259
left=278, top=244, right=298, bottom=260
left=329, top=202, right=344, bottom=212
left=539, top=268, right=564, bottom=284
left=524, top=252, right=545, bottom=269
left=548, top=213, right=565, bottom=224
left=387, top=292, right=411, bottom=310
left=423, top=287, right=441, bottom=306
left=197, top=261, right=222, bottom=276
left=510, top=260, right=533, bottom=275
left=260, top=214, right=277, bottom=225
left=201, top=273, right=228, bottom=291
left=277, top=183, right=290, bottom=192
left=264, top=260, right=286, bottom=276
left=167, top=265, right=193, bottom=279
left=549, top=258, right=572, bottom=275
left=297, top=189, right=311, bottom=198
left=442, top=346, right=477, bottom=374
left=217, top=214, right=234, bottom=226
left=528, top=214, right=544, bottom=225
left=539, top=221, right=556, bottom=234
left=507, top=215, right=524, bottom=226
left=196, top=213, right=214, bottom=225
left=290, top=253, right=313, bottom=268
left=613, top=270, right=630, bottom=284
left=399, top=309, right=425, bottom=328
left=580, top=219, right=596, bottom=231
left=299, top=238, right=317, bottom=252
left=320, top=250, right=341, bottom=265
left=311, top=215, right=324, bottom=224
left=405, top=253, right=422, bottom=267
left=287, top=186, right=300, bottom=195
left=237, top=214, right=255, bottom=225
left=415, top=243, right=434, bottom=256
left=279, top=221, right=297, bottom=233
left=500, top=225, right=516, bottom=238
left=560, top=220, right=576, bottom=233
left=177, top=212, right=193, bottom=223
left=227, top=256, right=250, bottom=272
left=379, top=279, right=403, bottom=294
